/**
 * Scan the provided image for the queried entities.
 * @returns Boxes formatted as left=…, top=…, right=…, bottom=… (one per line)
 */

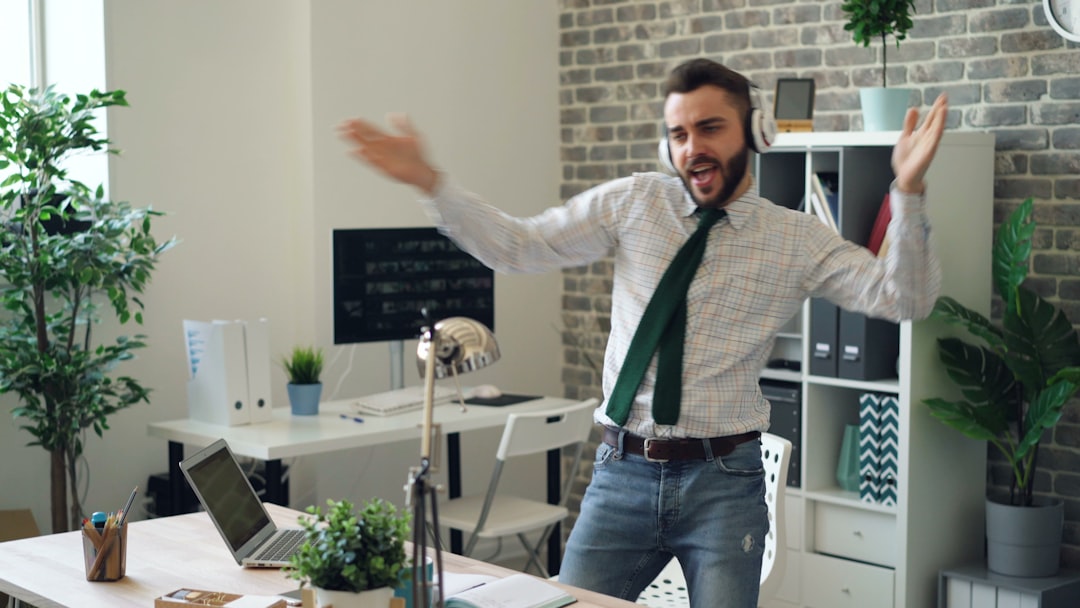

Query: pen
left=117, top=485, right=138, bottom=527
left=339, top=414, right=364, bottom=423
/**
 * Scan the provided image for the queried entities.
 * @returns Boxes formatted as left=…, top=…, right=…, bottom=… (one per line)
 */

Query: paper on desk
left=443, top=573, right=575, bottom=608
left=438, top=572, right=497, bottom=597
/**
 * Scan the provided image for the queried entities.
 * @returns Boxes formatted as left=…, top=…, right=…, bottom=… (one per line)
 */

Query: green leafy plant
left=841, top=0, right=918, bottom=88
left=281, top=345, right=324, bottom=385
left=0, top=84, right=175, bottom=532
left=285, top=498, right=411, bottom=593
left=923, top=198, right=1080, bottom=507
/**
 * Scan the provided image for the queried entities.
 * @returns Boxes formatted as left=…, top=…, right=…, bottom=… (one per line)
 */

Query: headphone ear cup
left=747, top=87, right=777, bottom=153
left=658, top=137, right=676, bottom=174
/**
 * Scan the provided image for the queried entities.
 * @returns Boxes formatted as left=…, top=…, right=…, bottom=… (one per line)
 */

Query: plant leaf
left=993, top=197, right=1034, bottom=305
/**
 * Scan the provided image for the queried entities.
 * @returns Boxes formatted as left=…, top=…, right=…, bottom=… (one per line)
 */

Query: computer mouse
left=473, top=384, right=502, bottom=399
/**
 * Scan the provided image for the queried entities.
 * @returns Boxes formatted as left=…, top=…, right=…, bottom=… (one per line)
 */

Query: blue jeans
left=559, top=435, right=766, bottom=608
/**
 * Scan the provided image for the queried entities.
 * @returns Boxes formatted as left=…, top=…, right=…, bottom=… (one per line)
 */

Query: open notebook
left=179, top=438, right=305, bottom=567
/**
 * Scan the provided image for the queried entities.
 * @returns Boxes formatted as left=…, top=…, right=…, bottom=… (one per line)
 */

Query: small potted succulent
left=282, top=345, right=324, bottom=415
left=285, top=498, right=411, bottom=608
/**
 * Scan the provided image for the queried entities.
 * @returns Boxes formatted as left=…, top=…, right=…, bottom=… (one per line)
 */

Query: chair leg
left=517, top=533, right=550, bottom=579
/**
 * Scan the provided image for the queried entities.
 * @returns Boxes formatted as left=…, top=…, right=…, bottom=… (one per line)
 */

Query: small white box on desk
left=184, top=319, right=251, bottom=426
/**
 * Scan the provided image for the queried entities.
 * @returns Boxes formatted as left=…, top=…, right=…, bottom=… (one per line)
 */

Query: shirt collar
left=680, top=175, right=761, bottom=232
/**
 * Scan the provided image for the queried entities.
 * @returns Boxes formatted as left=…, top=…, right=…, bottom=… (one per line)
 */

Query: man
left=340, top=58, right=946, bottom=608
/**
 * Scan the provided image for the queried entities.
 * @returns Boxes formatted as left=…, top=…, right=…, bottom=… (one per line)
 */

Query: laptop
left=179, top=438, right=306, bottom=567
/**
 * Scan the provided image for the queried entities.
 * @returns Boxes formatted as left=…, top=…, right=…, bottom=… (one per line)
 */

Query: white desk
left=0, top=503, right=638, bottom=608
left=147, top=395, right=580, bottom=572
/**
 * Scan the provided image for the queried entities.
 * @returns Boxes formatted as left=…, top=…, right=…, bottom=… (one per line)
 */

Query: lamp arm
left=420, top=328, right=439, bottom=461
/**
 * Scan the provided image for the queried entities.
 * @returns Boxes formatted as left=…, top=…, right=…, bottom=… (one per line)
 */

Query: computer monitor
left=332, top=227, right=495, bottom=344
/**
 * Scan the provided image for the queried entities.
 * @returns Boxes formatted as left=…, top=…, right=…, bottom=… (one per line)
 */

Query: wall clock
left=1045, top=0, right=1080, bottom=42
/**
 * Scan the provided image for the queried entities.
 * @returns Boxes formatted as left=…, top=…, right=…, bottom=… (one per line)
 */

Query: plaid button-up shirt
left=421, top=172, right=939, bottom=439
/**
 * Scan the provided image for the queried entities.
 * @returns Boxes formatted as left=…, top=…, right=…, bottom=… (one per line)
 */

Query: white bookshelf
left=755, top=131, right=995, bottom=608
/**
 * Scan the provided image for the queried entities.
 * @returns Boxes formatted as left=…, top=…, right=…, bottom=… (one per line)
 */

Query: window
left=0, top=0, right=34, bottom=88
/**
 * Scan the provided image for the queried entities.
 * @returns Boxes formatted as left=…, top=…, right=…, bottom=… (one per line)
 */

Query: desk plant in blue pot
left=282, top=345, right=324, bottom=415
left=923, top=197, right=1080, bottom=577
left=285, top=498, right=411, bottom=608
left=0, top=85, right=175, bottom=532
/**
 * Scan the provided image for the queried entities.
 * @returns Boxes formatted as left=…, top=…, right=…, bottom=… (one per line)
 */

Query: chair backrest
left=496, top=398, right=598, bottom=461
left=758, top=431, right=792, bottom=602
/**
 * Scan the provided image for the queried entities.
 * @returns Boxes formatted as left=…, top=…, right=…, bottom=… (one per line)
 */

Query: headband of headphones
left=658, top=82, right=777, bottom=174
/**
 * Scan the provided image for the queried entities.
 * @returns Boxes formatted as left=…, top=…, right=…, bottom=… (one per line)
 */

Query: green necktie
left=605, top=207, right=725, bottom=426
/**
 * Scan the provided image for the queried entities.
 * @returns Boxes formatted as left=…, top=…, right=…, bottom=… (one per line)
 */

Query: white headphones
left=658, top=83, right=777, bottom=174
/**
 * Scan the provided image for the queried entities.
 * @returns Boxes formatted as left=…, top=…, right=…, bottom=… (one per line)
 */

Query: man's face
left=663, top=85, right=751, bottom=209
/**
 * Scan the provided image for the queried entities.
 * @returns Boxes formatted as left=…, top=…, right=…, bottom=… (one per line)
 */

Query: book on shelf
left=809, top=191, right=838, bottom=234
left=866, top=193, right=892, bottom=257
left=810, top=172, right=839, bottom=234
left=442, top=572, right=576, bottom=608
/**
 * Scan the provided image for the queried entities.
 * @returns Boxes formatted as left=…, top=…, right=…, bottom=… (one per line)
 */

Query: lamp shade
left=416, top=316, right=500, bottom=379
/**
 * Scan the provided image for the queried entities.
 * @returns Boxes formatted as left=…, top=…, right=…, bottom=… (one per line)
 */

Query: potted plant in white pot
left=285, top=498, right=411, bottom=608
left=282, top=345, right=324, bottom=415
left=841, top=0, right=918, bottom=131
left=0, top=84, right=175, bottom=532
left=923, top=197, right=1080, bottom=577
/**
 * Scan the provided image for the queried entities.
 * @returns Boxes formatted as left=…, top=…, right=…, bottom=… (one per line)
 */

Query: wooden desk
left=0, top=504, right=637, bottom=608
left=148, top=396, right=579, bottom=573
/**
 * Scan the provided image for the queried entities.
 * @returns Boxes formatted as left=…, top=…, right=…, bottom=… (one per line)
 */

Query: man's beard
left=679, top=146, right=749, bottom=209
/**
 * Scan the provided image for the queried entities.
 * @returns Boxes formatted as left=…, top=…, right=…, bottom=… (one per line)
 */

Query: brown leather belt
left=602, top=428, right=760, bottom=462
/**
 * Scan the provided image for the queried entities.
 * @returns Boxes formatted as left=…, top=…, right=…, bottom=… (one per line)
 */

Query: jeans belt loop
left=615, top=428, right=626, bottom=460
left=642, top=437, right=669, bottom=463
left=700, top=436, right=716, bottom=462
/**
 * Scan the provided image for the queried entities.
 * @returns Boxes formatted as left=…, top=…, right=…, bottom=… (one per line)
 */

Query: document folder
left=185, top=320, right=250, bottom=426
left=760, top=380, right=801, bottom=488
left=809, top=299, right=838, bottom=377
left=244, top=318, right=274, bottom=423
left=837, top=311, right=899, bottom=380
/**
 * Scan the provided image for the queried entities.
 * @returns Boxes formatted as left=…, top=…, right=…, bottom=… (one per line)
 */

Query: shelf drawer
left=802, top=552, right=894, bottom=608
left=814, top=502, right=896, bottom=567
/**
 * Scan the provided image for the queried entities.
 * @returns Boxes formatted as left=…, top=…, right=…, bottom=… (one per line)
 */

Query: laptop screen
left=182, top=441, right=271, bottom=552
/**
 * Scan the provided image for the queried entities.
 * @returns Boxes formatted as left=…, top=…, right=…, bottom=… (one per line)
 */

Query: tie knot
left=696, top=207, right=725, bottom=228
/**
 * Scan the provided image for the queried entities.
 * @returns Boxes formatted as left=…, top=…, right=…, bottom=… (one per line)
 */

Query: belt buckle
left=642, top=438, right=669, bottom=463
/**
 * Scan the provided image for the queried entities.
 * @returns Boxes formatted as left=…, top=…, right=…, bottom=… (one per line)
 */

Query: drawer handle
left=841, top=587, right=851, bottom=594
left=852, top=530, right=863, bottom=538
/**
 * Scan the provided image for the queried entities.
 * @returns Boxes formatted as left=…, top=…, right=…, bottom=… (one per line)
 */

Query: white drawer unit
left=939, top=564, right=1080, bottom=608
left=813, top=502, right=896, bottom=567
left=803, top=552, right=894, bottom=608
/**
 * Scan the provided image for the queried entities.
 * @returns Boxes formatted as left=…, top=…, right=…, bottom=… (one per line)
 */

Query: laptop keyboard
left=253, top=529, right=306, bottom=561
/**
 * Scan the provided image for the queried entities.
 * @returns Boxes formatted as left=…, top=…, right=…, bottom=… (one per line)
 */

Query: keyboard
left=353, top=386, right=458, bottom=416
left=252, top=528, right=305, bottom=562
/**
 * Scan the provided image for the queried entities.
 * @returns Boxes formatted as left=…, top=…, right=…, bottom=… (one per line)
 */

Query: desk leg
left=168, top=441, right=184, bottom=517
left=547, top=447, right=561, bottom=576
left=448, top=432, right=463, bottom=554
left=265, top=460, right=285, bottom=506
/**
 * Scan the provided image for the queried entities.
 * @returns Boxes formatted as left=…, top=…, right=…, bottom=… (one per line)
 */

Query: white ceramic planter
left=859, top=88, right=913, bottom=131
left=315, top=585, right=394, bottom=608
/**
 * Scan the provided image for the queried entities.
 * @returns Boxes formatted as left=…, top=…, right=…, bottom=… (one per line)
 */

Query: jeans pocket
left=593, top=442, right=617, bottom=471
left=710, top=440, right=764, bottom=477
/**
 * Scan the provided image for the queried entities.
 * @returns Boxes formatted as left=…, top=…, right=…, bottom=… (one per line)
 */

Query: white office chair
left=436, top=398, right=599, bottom=578
left=636, top=431, right=792, bottom=608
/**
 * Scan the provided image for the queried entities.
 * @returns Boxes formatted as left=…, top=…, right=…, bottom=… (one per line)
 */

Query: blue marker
left=91, top=511, right=107, bottom=530
left=339, top=414, right=364, bottom=423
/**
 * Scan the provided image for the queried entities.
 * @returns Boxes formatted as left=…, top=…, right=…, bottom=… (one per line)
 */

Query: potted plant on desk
left=923, top=197, right=1080, bottom=577
left=282, top=345, right=324, bottom=415
left=285, top=498, right=411, bottom=608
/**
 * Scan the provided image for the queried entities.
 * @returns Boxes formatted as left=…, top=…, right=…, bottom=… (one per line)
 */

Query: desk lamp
left=408, top=314, right=500, bottom=608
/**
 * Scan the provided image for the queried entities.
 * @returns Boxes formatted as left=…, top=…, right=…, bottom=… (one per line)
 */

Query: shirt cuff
left=889, top=180, right=927, bottom=220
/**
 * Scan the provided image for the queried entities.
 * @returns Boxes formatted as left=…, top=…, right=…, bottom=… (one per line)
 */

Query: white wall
left=0, top=0, right=560, bottom=534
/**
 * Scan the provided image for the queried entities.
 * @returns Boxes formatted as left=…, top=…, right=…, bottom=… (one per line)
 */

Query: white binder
left=244, top=318, right=274, bottom=423
left=184, top=319, right=251, bottom=426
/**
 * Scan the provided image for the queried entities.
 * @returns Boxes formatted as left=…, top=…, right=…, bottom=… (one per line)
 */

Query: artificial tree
left=0, top=84, right=175, bottom=531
